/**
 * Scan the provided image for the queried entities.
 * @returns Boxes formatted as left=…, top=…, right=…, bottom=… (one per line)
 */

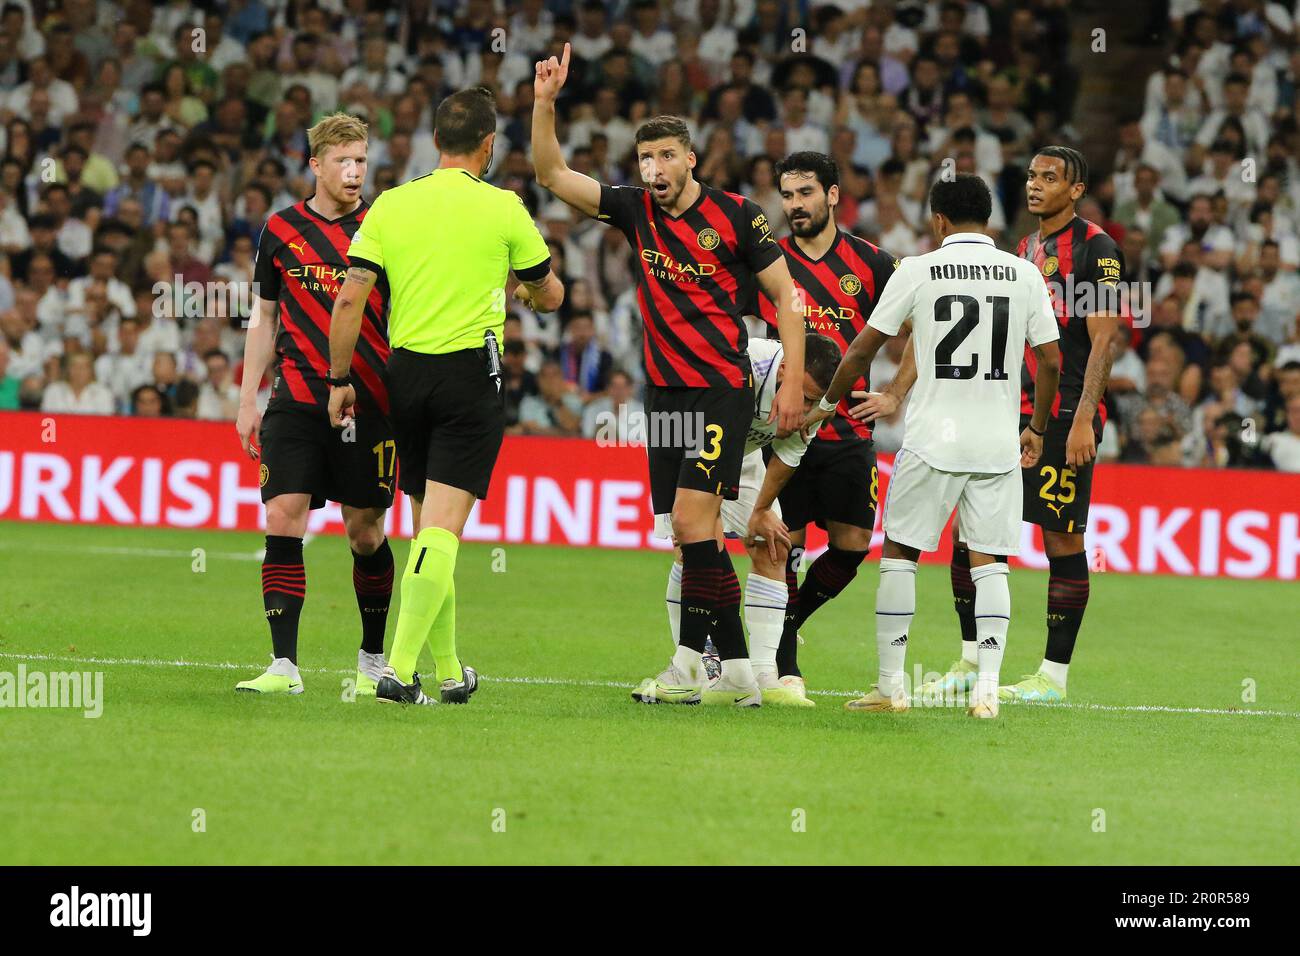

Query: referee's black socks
left=352, top=538, right=394, bottom=656
left=262, top=535, right=305, bottom=664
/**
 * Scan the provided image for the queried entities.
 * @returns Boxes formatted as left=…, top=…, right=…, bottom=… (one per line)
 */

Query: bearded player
left=234, top=113, right=395, bottom=696
left=870, top=146, right=1124, bottom=703
left=752, top=152, right=904, bottom=702
left=532, top=44, right=808, bottom=707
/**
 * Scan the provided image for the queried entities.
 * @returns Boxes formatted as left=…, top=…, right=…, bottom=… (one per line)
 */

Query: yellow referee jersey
left=347, top=168, right=550, bottom=354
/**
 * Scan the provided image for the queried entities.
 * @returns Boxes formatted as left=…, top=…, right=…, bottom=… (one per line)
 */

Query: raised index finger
left=561, top=41, right=571, bottom=71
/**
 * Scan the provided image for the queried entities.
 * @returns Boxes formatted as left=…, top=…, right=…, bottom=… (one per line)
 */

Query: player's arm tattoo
left=1076, top=311, right=1120, bottom=421
left=345, top=265, right=377, bottom=286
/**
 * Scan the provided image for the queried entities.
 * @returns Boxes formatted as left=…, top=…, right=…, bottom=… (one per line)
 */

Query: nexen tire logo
left=50, top=886, right=151, bottom=936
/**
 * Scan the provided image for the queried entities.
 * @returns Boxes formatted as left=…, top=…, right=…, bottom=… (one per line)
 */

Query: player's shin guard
left=1044, top=551, right=1089, bottom=686
left=389, top=527, right=459, bottom=684
left=795, top=546, right=867, bottom=626
left=970, top=562, right=1011, bottom=703
left=776, top=548, right=802, bottom=677
left=875, top=558, right=917, bottom=698
left=352, top=538, right=394, bottom=655
left=951, top=545, right=977, bottom=663
left=744, top=573, right=787, bottom=682
left=666, top=561, right=682, bottom=647
left=262, top=535, right=306, bottom=664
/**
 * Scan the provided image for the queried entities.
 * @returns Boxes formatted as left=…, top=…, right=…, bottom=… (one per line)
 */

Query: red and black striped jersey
left=1016, top=216, right=1124, bottom=426
left=598, top=181, right=783, bottom=388
left=254, top=198, right=391, bottom=416
left=757, top=231, right=898, bottom=442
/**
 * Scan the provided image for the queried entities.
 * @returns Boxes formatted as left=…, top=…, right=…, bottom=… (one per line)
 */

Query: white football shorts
left=881, top=449, right=1022, bottom=555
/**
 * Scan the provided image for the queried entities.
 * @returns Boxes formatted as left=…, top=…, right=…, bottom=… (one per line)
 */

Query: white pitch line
left=0, top=652, right=1296, bottom=719
left=0, top=542, right=263, bottom=562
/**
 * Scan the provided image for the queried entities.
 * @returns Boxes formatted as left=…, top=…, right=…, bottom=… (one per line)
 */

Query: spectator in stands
left=0, top=338, right=18, bottom=410
left=502, top=339, right=539, bottom=431
left=1256, top=240, right=1300, bottom=346
left=196, top=350, right=239, bottom=421
left=1262, top=361, right=1300, bottom=434
left=41, top=352, right=114, bottom=415
left=151, top=351, right=181, bottom=407
left=517, top=360, right=583, bottom=437
left=582, top=368, right=645, bottom=441
left=1261, top=394, right=1300, bottom=473
left=555, top=312, right=613, bottom=400
left=129, top=383, right=167, bottom=417
left=94, top=315, right=152, bottom=411
left=1114, top=163, right=1181, bottom=256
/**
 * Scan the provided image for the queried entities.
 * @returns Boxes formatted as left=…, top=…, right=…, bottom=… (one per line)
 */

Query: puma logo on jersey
left=695, top=462, right=715, bottom=478
left=288, top=240, right=306, bottom=255
left=378, top=480, right=392, bottom=492
left=1046, top=502, right=1065, bottom=517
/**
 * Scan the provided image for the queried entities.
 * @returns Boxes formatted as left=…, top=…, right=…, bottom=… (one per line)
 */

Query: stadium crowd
left=0, top=0, right=1298, bottom=472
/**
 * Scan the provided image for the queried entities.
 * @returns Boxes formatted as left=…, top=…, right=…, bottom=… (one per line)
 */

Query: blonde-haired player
left=235, top=112, right=397, bottom=697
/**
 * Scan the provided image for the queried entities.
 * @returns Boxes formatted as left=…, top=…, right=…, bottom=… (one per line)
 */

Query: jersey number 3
left=933, top=294, right=1010, bottom=381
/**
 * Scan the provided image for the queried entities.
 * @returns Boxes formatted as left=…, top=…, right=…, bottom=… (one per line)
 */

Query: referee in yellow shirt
left=327, top=87, right=564, bottom=706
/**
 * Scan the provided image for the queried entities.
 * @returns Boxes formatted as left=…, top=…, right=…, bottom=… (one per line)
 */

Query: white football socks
left=971, top=562, right=1011, bottom=702
left=666, top=561, right=682, bottom=647
left=875, top=558, right=917, bottom=697
left=744, top=573, right=787, bottom=682
left=1040, top=659, right=1069, bottom=689
left=720, top=657, right=756, bottom=687
left=671, top=644, right=703, bottom=684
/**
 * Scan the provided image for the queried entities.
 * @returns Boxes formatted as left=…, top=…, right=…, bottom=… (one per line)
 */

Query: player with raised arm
left=896, top=147, right=1124, bottom=703
left=751, top=151, right=901, bottom=706
left=532, top=44, right=807, bottom=706
left=804, top=174, right=1061, bottom=718
left=233, top=114, right=395, bottom=697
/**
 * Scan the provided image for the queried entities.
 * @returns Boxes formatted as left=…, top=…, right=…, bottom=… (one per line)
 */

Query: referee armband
left=348, top=256, right=383, bottom=276
left=513, top=256, right=551, bottom=283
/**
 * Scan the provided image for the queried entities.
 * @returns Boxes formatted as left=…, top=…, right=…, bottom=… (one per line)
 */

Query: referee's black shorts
left=384, top=346, right=505, bottom=500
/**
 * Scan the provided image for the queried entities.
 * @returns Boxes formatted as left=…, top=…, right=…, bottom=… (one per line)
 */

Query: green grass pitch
left=1, top=520, right=1296, bottom=865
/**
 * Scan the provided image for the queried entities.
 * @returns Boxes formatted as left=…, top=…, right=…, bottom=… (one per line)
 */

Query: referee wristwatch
left=326, top=373, right=352, bottom=387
